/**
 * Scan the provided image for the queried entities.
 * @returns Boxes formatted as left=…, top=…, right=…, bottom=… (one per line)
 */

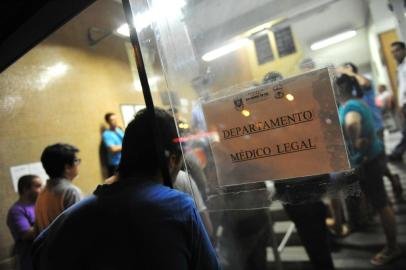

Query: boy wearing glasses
left=35, top=143, right=83, bottom=232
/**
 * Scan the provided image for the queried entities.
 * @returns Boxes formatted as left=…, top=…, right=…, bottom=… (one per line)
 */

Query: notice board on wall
left=10, top=162, right=48, bottom=192
left=274, top=26, right=296, bottom=57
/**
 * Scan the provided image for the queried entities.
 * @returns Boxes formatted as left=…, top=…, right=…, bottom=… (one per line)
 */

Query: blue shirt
left=102, top=128, right=124, bottom=166
left=32, top=180, right=220, bottom=270
left=338, top=99, right=383, bottom=166
left=362, top=84, right=384, bottom=131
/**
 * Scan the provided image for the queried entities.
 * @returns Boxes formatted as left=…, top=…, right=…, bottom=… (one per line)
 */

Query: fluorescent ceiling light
left=116, top=0, right=186, bottom=37
left=310, top=30, right=357, bottom=51
left=202, top=39, right=251, bottom=62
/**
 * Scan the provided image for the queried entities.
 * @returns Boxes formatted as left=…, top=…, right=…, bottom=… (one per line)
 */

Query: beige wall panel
left=0, top=0, right=156, bottom=261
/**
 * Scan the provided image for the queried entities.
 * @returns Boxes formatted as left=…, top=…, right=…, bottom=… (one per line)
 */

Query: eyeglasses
left=74, top=158, right=82, bottom=165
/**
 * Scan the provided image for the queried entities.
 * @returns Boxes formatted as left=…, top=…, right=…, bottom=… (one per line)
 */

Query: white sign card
left=120, top=104, right=146, bottom=127
left=10, top=162, right=48, bottom=192
left=202, top=68, right=350, bottom=187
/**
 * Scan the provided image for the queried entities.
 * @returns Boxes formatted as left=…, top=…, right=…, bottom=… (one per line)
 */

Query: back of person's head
left=168, top=107, right=178, bottom=114
left=104, top=112, right=115, bottom=123
left=299, top=58, right=316, bottom=71
left=378, top=84, right=387, bottom=93
left=41, top=143, right=79, bottom=178
left=17, top=174, right=38, bottom=195
left=336, top=74, right=361, bottom=100
left=263, top=71, right=283, bottom=84
left=343, top=62, right=358, bottom=74
left=118, top=108, right=181, bottom=178
left=392, top=41, right=406, bottom=50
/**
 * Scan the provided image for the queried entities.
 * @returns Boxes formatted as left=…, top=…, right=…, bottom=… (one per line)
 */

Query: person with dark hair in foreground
left=336, top=74, right=402, bottom=265
left=35, top=143, right=83, bottom=232
left=32, top=108, right=220, bottom=270
left=7, top=175, right=42, bottom=270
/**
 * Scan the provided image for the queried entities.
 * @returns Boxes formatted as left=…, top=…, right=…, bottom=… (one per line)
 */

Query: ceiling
left=0, top=0, right=385, bottom=73
left=182, top=0, right=369, bottom=54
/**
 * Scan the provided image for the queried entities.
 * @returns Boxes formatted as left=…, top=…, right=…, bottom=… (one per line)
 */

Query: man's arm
left=336, top=67, right=371, bottom=88
left=351, top=72, right=371, bottom=89
left=21, top=227, right=37, bottom=241
left=345, top=111, right=364, bottom=149
left=7, top=207, right=37, bottom=241
left=191, top=207, right=221, bottom=270
left=107, top=145, right=122, bottom=153
left=102, top=132, right=122, bottom=153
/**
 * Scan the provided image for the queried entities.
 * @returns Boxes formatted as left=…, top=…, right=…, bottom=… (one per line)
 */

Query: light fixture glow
left=179, top=123, right=190, bottom=129
left=116, top=23, right=130, bottom=37
left=310, top=30, right=357, bottom=51
left=37, top=62, right=69, bottom=90
left=285, top=94, right=294, bottom=101
left=202, top=38, right=250, bottom=62
left=133, top=76, right=160, bottom=91
left=241, top=109, right=251, bottom=117
left=116, top=0, right=185, bottom=36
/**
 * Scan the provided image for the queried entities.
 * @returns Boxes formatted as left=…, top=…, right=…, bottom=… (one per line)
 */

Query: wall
left=304, top=28, right=371, bottom=69
left=0, top=0, right=161, bottom=263
left=367, top=0, right=398, bottom=91
left=245, top=31, right=303, bottom=80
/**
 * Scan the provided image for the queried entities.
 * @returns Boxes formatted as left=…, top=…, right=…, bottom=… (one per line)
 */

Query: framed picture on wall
left=254, top=34, right=274, bottom=65
left=274, top=26, right=296, bottom=57
left=120, top=104, right=146, bottom=128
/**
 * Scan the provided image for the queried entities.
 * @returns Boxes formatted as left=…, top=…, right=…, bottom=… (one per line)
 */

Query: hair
left=41, top=143, right=79, bottom=178
left=299, top=58, right=315, bottom=70
left=262, top=71, right=283, bottom=84
left=118, top=107, right=181, bottom=178
left=167, top=107, right=178, bottom=114
left=104, top=112, right=115, bottom=123
left=17, top=175, right=39, bottom=195
left=344, top=62, right=358, bottom=74
left=336, top=74, right=362, bottom=99
left=391, top=41, right=406, bottom=50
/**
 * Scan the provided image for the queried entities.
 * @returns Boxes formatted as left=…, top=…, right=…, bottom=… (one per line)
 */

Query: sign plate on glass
left=202, top=68, right=350, bottom=187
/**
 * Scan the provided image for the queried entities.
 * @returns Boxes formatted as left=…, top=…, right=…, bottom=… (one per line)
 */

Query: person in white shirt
left=376, top=84, right=394, bottom=113
left=174, top=170, right=213, bottom=239
left=389, top=41, right=406, bottom=162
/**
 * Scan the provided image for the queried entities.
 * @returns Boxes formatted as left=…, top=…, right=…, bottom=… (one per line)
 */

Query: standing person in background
left=174, top=170, right=214, bottom=242
left=388, top=41, right=406, bottom=162
left=7, top=175, right=42, bottom=270
left=376, top=84, right=395, bottom=113
left=337, top=63, right=384, bottom=135
left=376, top=84, right=399, bottom=133
left=337, top=63, right=403, bottom=200
left=102, top=112, right=124, bottom=177
left=35, top=143, right=83, bottom=232
left=336, top=74, right=402, bottom=266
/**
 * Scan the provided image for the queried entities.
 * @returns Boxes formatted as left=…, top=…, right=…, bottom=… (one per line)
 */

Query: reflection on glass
left=202, top=38, right=250, bottom=62
left=285, top=93, right=294, bottom=101
left=38, top=62, right=69, bottom=90
left=241, top=109, right=250, bottom=117
left=310, top=30, right=357, bottom=51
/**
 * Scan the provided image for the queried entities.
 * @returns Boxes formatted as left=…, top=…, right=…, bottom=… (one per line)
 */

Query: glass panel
left=123, top=2, right=406, bottom=268
left=125, top=0, right=354, bottom=209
